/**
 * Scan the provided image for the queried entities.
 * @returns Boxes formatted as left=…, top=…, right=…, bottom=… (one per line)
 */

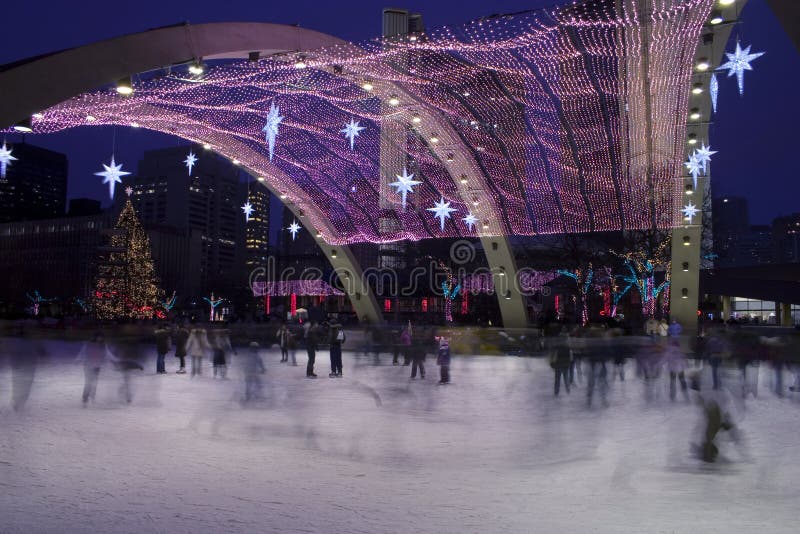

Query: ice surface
left=1, top=340, right=799, bottom=533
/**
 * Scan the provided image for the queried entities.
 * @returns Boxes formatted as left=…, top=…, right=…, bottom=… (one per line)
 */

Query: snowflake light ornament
left=288, top=220, right=301, bottom=241
left=263, top=101, right=283, bottom=162
left=389, top=168, right=421, bottom=209
left=462, top=213, right=478, bottom=232
left=94, top=155, right=131, bottom=199
left=682, top=202, right=699, bottom=224
left=0, top=141, right=17, bottom=179
left=340, top=118, right=366, bottom=151
left=428, top=197, right=457, bottom=231
left=694, top=143, right=717, bottom=172
left=183, top=151, right=197, bottom=175
left=241, top=201, right=253, bottom=222
left=719, top=41, right=765, bottom=96
left=684, top=153, right=703, bottom=190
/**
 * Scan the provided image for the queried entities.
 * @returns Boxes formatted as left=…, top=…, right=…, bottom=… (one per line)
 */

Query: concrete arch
left=0, top=21, right=526, bottom=326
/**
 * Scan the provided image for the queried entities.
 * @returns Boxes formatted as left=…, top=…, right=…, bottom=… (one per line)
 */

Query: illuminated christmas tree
left=93, top=200, right=162, bottom=319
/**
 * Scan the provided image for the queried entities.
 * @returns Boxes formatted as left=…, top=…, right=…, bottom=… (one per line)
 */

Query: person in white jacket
left=186, top=328, right=211, bottom=377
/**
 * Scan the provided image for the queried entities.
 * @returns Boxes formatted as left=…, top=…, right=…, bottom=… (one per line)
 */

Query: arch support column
left=481, top=236, right=528, bottom=329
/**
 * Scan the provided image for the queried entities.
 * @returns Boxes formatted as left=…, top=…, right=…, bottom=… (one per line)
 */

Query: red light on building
left=290, top=293, right=297, bottom=316
left=265, top=295, right=271, bottom=315
left=384, top=299, right=392, bottom=312
left=421, top=297, right=428, bottom=312
left=461, top=292, right=468, bottom=315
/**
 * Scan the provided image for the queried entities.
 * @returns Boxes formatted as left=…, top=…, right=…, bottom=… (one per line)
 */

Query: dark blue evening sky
left=3, top=0, right=797, bottom=225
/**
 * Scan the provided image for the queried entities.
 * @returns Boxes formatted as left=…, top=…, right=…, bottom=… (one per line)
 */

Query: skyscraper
left=124, top=146, right=242, bottom=296
left=0, top=142, right=67, bottom=222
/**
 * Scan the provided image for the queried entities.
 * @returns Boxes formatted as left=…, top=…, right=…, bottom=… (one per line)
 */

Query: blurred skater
left=242, top=341, right=263, bottom=402
left=436, top=337, right=450, bottom=384
left=154, top=324, right=171, bottom=374
left=9, top=326, right=44, bottom=411
left=410, top=335, right=426, bottom=380
left=212, top=329, right=235, bottom=379
left=550, top=334, right=571, bottom=396
left=306, top=321, right=319, bottom=378
left=328, top=319, right=345, bottom=378
left=186, top=327, right=211, bottom=377
left=277, top=322, right=291, bottom=363
left=79, top=331, right=108, bottom=405
left=173, top=323, right=189, bottom=374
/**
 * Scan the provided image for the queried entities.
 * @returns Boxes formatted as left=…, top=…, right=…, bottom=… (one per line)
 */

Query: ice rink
left=1, top=339, right=799, bottom=533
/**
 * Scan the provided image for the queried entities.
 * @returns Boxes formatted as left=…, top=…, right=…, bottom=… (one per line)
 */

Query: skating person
left=306, top=321, right=319, bottom=378
left=242, top=341, right=263, bottom=402
left=664, top=340, right=689, bottom=401
left=80, top=331, right=107, bottom=405
left=436, top=336, right=451, bottom=384
left=410, top=335, right=426, bottom=379
left=328, top=319, right=345, bottom=377
left=277, top=322, right=291, bottom=363
left=550, top=334, right=571, bottom=396
left=212, top=329, right=235, bottom=379
left=186, top=327, right=211, bottom=377
left=400, top=322, right=412, bottom=366
left=173, top=323, right=189, bottom=374
left=154, top=324, right=171, bottom=374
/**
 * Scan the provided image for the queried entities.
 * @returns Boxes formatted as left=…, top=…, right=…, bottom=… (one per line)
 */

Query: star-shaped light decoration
left=709, top=73, right=719, bottom=113
left=262, top=101, right=283, bottom=162
left=241, top=201, right=254, bottom=222
left=94, top=155, right=131, bottom=199
left=0, top=141, right=17, bottom=179
left=287, top=220, right=301, bottom=241
left=183, top=151, right=197, bottom=175
left=462, top=213, right=478, bottom=232
left=125, top=186, right=133, bottom=197
left=389, top=168, right=421, bottom=209
left=718, top=41, right=765, bottom=96
left=340, top=118, right=366, bottom=151
left=427, top=197, right=457, bottom=231
left=682, top=202, right=700, bottom=224
left=694, top=143, right=717, bottom=172
left=684, top=153, right=703, bottom=190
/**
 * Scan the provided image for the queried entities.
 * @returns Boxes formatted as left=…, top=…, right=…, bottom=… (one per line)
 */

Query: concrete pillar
left=781, top=302, right=792, bottom=327
left=480, top=236, right=528, bottom=329
left=670, top=225, right=701, bottom=336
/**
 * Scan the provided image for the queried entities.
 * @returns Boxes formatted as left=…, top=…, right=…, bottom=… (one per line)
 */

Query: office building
left=0, top=142, right=67, bottom=222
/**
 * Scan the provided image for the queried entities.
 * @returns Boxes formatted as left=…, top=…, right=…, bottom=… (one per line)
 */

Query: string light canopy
left=19, top=0, right=713, bottom=244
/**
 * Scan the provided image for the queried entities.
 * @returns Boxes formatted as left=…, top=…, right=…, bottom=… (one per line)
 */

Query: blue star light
left=709, top=73, right=719, bottom=113
left=94, top=155, right=131, bottom=199
left=694, top=143, right=717, bottom=172
left=241, top=201, right=254, bottom=222
left=719, top=41, right=765, bottom=96
left=263, top=101, right=284, bottom=162
left=183, top=151, right=197, bottom=175
left=684, top=153, right=703, bottom=190
left=462, top=213, right=478, bottom=232
left=340, top=118, right=366, bottom=151
left=682, top=202, right=699, bottom=224
left=0, top=141, right=17, bottom=179
left=427, top=197, right=457, bottom=231
left=389, top=168, right=421, bottom=209
left=288, top=220, right=301, bottom=241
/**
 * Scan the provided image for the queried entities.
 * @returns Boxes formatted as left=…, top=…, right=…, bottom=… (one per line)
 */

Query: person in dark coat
left=328, top=319, right=345, bottom=377
left=551, top=335, right=572, bottom=396
left=436, top=337, right=451, bottom=384
left=154, top=325, right=171, bottom=374
left=277, top=322, right=291, bottom=363
left=306, top=322, right=319, bottom=378
left=81, top=331, right=107, bottom=405
left=173, top=324, right=189, bottom=374
left=410, top=335, right=426, bottom=379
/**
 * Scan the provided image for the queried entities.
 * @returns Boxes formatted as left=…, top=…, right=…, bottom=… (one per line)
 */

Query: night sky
left=3, top=0, right=797, bottom=225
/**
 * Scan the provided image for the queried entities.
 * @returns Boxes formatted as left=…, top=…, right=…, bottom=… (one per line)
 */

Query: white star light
left=389, top=168, right=422, bottom=209
left=719, top=41, right=765, bottom=96
left=125, top=186, right=133, bottom=197
left=288, top=220, right=301, bottom=241
left=427, top=197, right=457, bottom=231
left=241, top=201, right=254, bottom=222
left=94, top=155, right=131, bottom=199
left=340, top=118, right=366, bottom=151
left=694, top=143, right=717, bottom=172
left=709, top=73, right=719, bottom=113
left=183, top=151, right=197, bottom=175
left=682, top=202, right=700, bottom=224
left=263, top=101, right=283, bottom=162
left=684, top=153, right=703, bottom=190
left=462, top=213, right=478, bottom=232
left=0, top=142, right=17, bottom=179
